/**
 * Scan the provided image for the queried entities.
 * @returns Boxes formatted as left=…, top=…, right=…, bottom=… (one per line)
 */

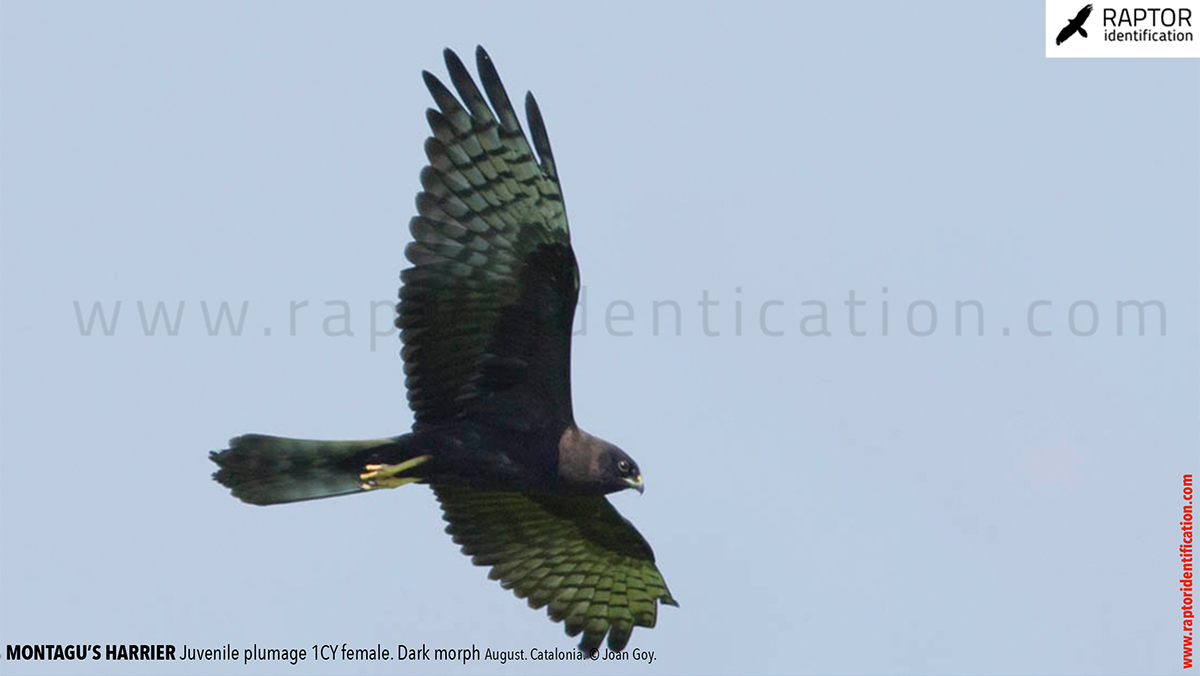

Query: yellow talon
left=359, top=455, right=432, bottom=490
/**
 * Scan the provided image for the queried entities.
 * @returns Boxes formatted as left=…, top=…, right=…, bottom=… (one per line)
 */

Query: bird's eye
left=618, top=459, right=630, bottom=473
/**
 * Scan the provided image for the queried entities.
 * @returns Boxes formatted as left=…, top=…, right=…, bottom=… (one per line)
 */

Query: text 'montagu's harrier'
left=209, top=46, right=677, bottom=653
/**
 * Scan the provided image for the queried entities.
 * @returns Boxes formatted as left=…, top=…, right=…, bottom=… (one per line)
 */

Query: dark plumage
left=209, top=46, right=676, bottom=653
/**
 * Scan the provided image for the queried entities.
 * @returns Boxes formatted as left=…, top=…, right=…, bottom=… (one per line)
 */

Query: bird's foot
left=359, top=455, right=432, bottom=490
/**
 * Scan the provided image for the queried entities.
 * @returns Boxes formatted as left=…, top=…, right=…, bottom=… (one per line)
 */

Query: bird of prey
left=209, top=46, right=676, bottom=653
left=1056, top=4, right=1093, bottom=45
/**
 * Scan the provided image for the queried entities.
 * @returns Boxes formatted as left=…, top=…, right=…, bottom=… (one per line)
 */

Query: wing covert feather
left=432, top=483, right=678, bottom=653
left=398, top=47, right=575, bottom=430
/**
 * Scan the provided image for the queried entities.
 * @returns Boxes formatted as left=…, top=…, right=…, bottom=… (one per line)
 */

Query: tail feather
left=210, top=434, right=408, bottom=505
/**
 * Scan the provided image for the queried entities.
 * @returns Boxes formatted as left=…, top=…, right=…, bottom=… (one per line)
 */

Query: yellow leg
left=359, top=455, right=432, bottom=490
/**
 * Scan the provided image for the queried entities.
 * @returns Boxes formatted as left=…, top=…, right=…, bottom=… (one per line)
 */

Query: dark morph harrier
left=209, top=46, right=676, bottom=653
left=1056, top=4, right=1093, bottom=45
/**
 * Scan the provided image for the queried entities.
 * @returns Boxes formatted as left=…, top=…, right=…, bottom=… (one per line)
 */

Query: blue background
left=2, top=2, right=1197, bottom=674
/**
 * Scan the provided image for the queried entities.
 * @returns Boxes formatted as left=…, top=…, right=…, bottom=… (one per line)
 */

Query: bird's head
left=557, top=426, right=644, bottom=495
left=603, top=445, right=644, bottom=495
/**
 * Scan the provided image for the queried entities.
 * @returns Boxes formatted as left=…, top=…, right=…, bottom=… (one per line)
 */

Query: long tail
left=210, top=434, right=418, bottom=506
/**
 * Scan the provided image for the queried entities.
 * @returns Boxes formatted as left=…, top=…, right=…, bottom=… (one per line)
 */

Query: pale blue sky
left=1, top=2, right=1197, bottom=675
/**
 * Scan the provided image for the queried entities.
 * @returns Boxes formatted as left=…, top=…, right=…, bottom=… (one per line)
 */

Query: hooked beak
left=624, top=474, right=644, bottom=494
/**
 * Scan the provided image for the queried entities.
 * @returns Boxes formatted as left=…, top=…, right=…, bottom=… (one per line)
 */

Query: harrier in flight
left=1056, top=4, right=1093, bottom=45
left=210, top=46, right=676, bottom=653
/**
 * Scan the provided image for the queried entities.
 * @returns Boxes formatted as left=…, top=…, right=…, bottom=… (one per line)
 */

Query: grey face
left=607, top=446, right=644, bottom=494
left=554, top=427, right=644, bottom=495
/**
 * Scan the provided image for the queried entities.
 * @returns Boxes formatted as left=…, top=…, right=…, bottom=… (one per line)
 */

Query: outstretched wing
left=1074, top=3, right=1092, bottom=23
left=398, top=46, right=577, bottom=433
left=432, top=484, right=678, bottom=653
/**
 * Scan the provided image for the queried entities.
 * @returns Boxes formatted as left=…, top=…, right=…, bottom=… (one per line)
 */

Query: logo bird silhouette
left=1056, top=4, right=1093, bottom=45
